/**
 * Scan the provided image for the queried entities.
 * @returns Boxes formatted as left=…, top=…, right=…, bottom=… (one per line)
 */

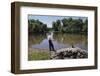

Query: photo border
left=11, top=2, right=98, bottom=74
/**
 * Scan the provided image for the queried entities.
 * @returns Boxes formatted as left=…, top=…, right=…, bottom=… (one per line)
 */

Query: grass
left=28, top=49, right=50, bottom=61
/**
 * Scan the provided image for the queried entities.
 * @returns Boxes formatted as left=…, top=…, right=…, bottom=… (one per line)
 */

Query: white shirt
left=47, top=33, right=53, bottom=41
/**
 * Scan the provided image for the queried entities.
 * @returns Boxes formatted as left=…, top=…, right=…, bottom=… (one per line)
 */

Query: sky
left=28, top=15, right=87, bottom=28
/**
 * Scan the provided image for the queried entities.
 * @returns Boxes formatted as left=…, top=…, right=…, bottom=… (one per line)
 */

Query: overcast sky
left=28, top=15, right=87, bottom=28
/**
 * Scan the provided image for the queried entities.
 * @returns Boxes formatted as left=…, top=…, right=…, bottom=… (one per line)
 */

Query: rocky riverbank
left=28, top=47, right=88, bottom=60
left=50, top=47, right=88, bottom=59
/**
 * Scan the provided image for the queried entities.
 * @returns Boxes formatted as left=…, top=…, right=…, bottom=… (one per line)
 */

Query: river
left=28, top=32, right=88, bottom=51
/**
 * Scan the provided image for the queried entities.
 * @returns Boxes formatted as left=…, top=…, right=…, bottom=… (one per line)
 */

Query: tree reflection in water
left=28, top=32, right=88, bottom=51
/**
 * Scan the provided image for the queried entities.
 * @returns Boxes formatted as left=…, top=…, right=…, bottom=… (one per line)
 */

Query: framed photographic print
left=11, top=2, right=98, bottom=74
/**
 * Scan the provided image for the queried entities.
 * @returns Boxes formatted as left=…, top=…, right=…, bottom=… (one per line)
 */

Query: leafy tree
left=28, top=17, right=88, bottom=34
left=52, top=20, right=61, bottom=31
left=28, top=19, right=48, bottom=34
left=82, top=19, right=88, bottom=33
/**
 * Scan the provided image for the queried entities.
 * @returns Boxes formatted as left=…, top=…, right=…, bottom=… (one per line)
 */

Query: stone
left=51, top=47, right=88, bottom=59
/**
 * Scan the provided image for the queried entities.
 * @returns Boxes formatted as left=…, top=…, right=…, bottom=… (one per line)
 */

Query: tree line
left=28, top=17, right=88, bottom=34
left=28, top=19, right=48, bottom=34
left=52, top=18, right=88, bottom=33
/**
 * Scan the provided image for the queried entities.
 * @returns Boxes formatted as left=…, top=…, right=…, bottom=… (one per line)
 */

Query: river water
left=28, top=33, right=88, bottom=51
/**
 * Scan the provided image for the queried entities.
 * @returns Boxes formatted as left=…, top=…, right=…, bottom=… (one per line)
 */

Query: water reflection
left=28, top=33, right=88, bottom=51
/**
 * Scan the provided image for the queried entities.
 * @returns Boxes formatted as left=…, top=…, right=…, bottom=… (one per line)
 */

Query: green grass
left=28, top=51, right=50, bottom=61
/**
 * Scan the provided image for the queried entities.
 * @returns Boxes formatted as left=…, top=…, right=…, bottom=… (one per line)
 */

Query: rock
left=51, top=47, right=88, bottom=59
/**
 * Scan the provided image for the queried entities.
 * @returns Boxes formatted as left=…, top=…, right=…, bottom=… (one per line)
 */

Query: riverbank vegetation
left=28, top=48, right=50, bottom=60
left=28, top=17, right=88, bottom=34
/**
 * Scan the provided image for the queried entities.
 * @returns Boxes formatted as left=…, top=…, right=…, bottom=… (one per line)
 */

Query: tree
left=52, top=20, right=61, bottom=31
left=62, top=18, right=68, bottom=27
left=28, top=17, right=88, bottom=34
left=28, top=19, right=48, bottom=34
left=42, top=24, right=47, bottom=32
left=82, top=19, right=88, bottom=33
left=61, top=18, right=85, bottom=33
